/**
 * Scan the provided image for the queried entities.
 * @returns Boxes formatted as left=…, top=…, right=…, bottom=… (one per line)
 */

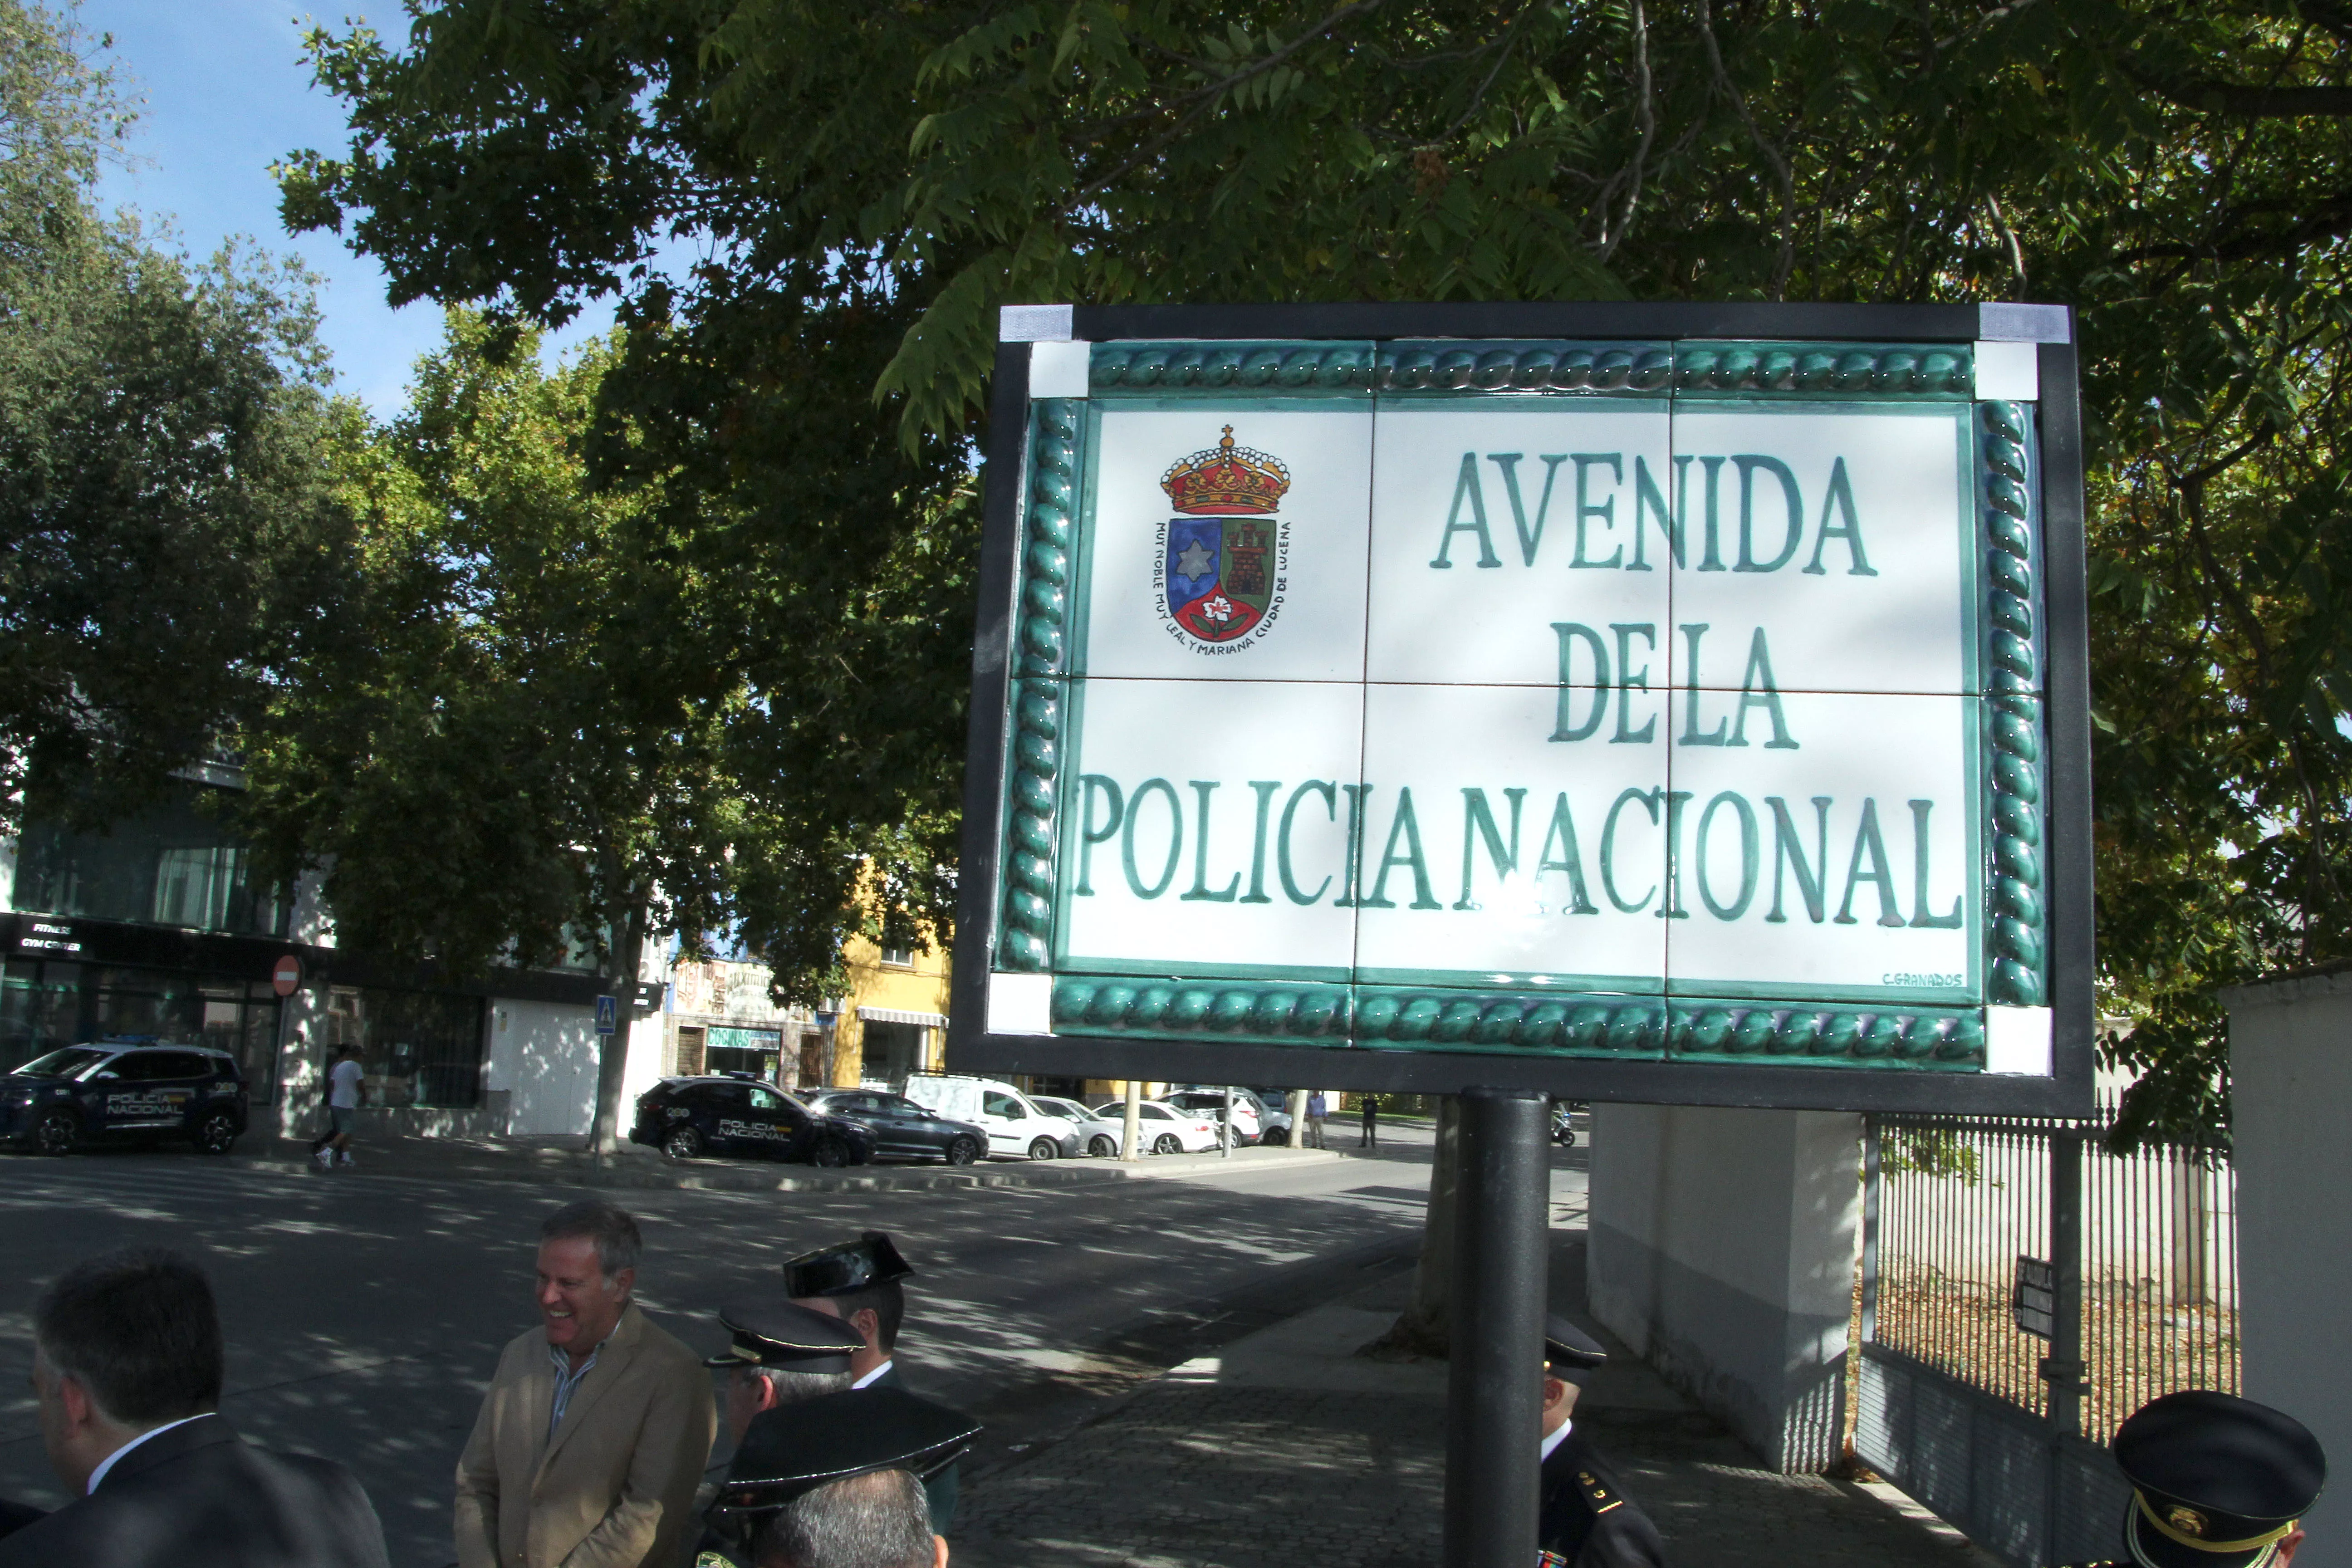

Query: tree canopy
left=280, top=0, right=2352, bottom=1134
left=0, top=0, right=343, bottom=833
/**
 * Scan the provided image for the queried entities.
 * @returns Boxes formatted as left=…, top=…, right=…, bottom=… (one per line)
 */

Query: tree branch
left=1073, top=0, right=1389, bottom=198
left=1596, top=0, right=1656, bottom=263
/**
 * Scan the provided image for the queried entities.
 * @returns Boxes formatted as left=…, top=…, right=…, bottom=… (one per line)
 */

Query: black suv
left=801, top=1089, right=990, bottom=1165
left=2, top=1042, right=250, bottom=1156
left=628, top=1076, right=877, bottom=1166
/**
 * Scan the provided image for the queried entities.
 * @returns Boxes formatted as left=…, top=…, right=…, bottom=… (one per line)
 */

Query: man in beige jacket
left=456, top=1200, right=716, bottom=1568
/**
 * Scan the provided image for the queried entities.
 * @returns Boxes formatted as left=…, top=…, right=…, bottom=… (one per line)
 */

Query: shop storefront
left=0, top=917, right=291, bottom=1096
left=317, top=985, right=487, bottom=1108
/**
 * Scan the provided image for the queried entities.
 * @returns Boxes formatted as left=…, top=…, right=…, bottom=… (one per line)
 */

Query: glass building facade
left=15, top=784, right=288, bottom=937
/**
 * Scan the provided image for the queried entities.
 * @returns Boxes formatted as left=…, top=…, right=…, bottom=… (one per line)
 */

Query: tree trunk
left=585, top=905, right=648, bottom=1157
left=1359, top=1094, right=1460, bottom=1359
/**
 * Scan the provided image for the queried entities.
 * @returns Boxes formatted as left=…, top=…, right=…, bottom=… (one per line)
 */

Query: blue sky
left=79, top=0, right=615, bottom=414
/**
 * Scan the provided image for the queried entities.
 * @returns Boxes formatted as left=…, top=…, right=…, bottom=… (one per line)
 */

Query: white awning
left=858, top=1007, right=949, bottom=1028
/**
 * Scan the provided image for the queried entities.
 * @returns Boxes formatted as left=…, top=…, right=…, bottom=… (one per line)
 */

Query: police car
left=2, top=1041, right=251, bottom=1156
left=628, top=1075, right=879, bottom=1166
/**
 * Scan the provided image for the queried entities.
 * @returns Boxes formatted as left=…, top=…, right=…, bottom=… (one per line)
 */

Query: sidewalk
left=228, top=1133, right=1339, bottom=1195
left=951, top=1262, right=1999, bottom=1568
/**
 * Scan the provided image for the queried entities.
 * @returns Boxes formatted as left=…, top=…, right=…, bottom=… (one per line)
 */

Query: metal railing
left=1864, top=1110, right=2237, bottom=1444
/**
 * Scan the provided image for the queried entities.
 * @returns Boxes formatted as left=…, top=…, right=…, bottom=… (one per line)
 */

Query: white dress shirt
left=1539, top=1418, right=1574, bottom=1465
left=87, top=1412, right=211, bottom=1493
left=850, top=1359, right=894, bottom=1390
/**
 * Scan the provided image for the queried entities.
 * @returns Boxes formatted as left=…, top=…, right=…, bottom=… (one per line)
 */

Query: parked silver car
left=1029, top=1094, right=1126, bottom=1157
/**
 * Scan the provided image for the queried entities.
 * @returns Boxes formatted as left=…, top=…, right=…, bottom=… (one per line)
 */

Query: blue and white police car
left=2, top=1041, right=251, bottom=1156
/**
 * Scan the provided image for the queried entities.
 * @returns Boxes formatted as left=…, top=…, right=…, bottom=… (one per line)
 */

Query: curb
left=227, top=1144, right=1343, bottom=1196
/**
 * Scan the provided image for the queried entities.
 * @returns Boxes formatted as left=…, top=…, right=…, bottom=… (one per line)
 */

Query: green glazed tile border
left=1376, top=340, right=1673, bottom=396
left=1089, top=341, right=1378, bottom=395
left=1976, top=401, right=2048, bottom=1007
left=997, top=345, right=2054, bottom=1063
left=1671, top=341, right=1975, bottom=399
left=1050, top=976, right=1352, bottom=1044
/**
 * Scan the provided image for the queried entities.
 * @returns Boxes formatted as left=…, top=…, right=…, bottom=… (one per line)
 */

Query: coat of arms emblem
left=1159, top=426, right=1289, bottom=646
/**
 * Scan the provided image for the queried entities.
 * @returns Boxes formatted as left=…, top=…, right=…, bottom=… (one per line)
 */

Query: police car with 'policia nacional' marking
left=629, top=1075, right=879, bottom=1167
left=2, top=1041, right=250, bottom=1156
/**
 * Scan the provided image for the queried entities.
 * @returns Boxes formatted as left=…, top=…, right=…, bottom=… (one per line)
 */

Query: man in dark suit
left=1538, top=1315, right=1666, bottom=1568
left=784, top=1232, right=960, bottom=1533
left=0, top=1248, right=389, bottom=1568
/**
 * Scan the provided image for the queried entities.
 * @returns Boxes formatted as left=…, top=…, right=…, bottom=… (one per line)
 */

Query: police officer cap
left=2113, top=1390, right=2325, bottom=1568
left=703, top=1299, right=867, bottom=1372
left=783, top=1231, right=914, bottom=1299
left=1543, top=1315, right=1608, bottom=1387
left=712, top=1387, right=980, bottom=1519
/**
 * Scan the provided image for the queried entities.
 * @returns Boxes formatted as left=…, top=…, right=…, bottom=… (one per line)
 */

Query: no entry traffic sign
left=272, top=954, right=303, bottom=997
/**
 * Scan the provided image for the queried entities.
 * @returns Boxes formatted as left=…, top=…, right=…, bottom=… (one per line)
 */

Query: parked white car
left=1088, top=1098, right=1223, bottom=1155
left=1163, top=1087, right=1269, bottom=1145
left=902, top=1074, right=1080, bottom=1160
left=1029, top=1096, right=1127, bottom=1157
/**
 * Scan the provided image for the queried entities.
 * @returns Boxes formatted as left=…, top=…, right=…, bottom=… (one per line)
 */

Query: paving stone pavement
left=956, top=1383, right=1441, bottom=1568
left=951, top=1271, right=1999, bottom=1568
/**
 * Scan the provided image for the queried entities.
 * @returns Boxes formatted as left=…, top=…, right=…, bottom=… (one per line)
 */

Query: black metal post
left=1444, top=1087, right=1550, bottom=1568
left=2044, top=1130, right=2086, bottom=1437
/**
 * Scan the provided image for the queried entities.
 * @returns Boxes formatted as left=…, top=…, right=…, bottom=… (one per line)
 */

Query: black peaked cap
left=1544, top=1315, right=1608, bottom=1387
left=783, top=1231, right=914, bottom=1299
left=2114, top=1390, right=2325, bottom=1568
left=713, top=1386, right=980, bottom=1518
left=704, top=1299, right=867, bottom=1371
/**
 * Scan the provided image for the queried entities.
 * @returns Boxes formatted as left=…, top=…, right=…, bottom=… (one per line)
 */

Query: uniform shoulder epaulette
left=1576, top=1467, right=1626, bottom=1514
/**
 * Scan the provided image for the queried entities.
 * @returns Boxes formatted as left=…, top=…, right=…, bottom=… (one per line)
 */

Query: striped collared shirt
left=548, top=1341, right=604, bottom=1441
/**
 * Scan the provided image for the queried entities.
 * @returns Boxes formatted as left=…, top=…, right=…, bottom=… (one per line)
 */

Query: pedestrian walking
left=0, top=1248, right=391, bottom=1567
left=1305, top=1091, right=1328, bottom=1149
left=1360, top=1094, right=1379, bottom=1147
left=2058, top=1389, right=2323, bottom=1567
left=1538, top=1315, right=1666, bottom=1566
left=706, top=1386, right=976, bottom=1568
left=310, top=1044, right=363, bottom=1171
left=453, top=1200, right=715, bottom=1568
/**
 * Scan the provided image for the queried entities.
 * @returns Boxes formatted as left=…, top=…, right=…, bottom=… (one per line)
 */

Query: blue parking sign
left=595, top=995, right=618, bottom=1035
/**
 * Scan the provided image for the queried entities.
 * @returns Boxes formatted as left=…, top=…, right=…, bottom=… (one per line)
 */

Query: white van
left=901, top=1074, right=1080, bottom=1160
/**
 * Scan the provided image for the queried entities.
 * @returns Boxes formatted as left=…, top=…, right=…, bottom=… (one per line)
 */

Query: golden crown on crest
left=1160, top=426, right=1292, bottom=515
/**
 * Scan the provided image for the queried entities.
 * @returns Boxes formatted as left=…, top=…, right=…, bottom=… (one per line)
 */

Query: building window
left=860, top=1020, right=926, bottom=1085
left=880, top=946, right=914, bottom=968
left=705, top=1025, right=782, bottom=1082
left=15, top=783, right=287, bottom=937
left=673, top=1025, right=706, bottom=1077
left=321, top=986, right=485, bottom=1108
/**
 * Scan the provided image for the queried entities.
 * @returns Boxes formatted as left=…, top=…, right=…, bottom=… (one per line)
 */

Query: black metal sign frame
left=949, top=302, right=2093, bottom=1116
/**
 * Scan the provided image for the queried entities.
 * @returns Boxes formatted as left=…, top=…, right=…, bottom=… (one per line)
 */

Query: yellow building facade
left=825, top=932, right=953, bottom=1088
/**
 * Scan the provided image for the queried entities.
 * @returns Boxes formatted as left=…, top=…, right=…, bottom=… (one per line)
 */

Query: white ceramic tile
left=986, top=973, right=1055, bottom=1035
left=1366, top=402, right=1672, bottom=685
left=1055, top=677, right=1363, bottom=975
left=1667, top=405, right=1976, bottom=696
left=1664, top=691, right=1978, bottom=1000
left=1352, top=683, right=1669, bottom=988
left=1985, top=1005, right=2053, bottom=1075
left=1075, top=405, right=1372, bottom=681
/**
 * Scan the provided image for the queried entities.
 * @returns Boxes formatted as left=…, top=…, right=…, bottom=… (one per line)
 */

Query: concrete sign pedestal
left=1587, top=1102, right=1863, bottom=1472
left=2224, top=962, right=2352, bottom=1567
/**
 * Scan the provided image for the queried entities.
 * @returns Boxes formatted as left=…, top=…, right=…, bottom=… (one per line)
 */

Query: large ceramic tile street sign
left=950, top=303, right=2093, bottom=1114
